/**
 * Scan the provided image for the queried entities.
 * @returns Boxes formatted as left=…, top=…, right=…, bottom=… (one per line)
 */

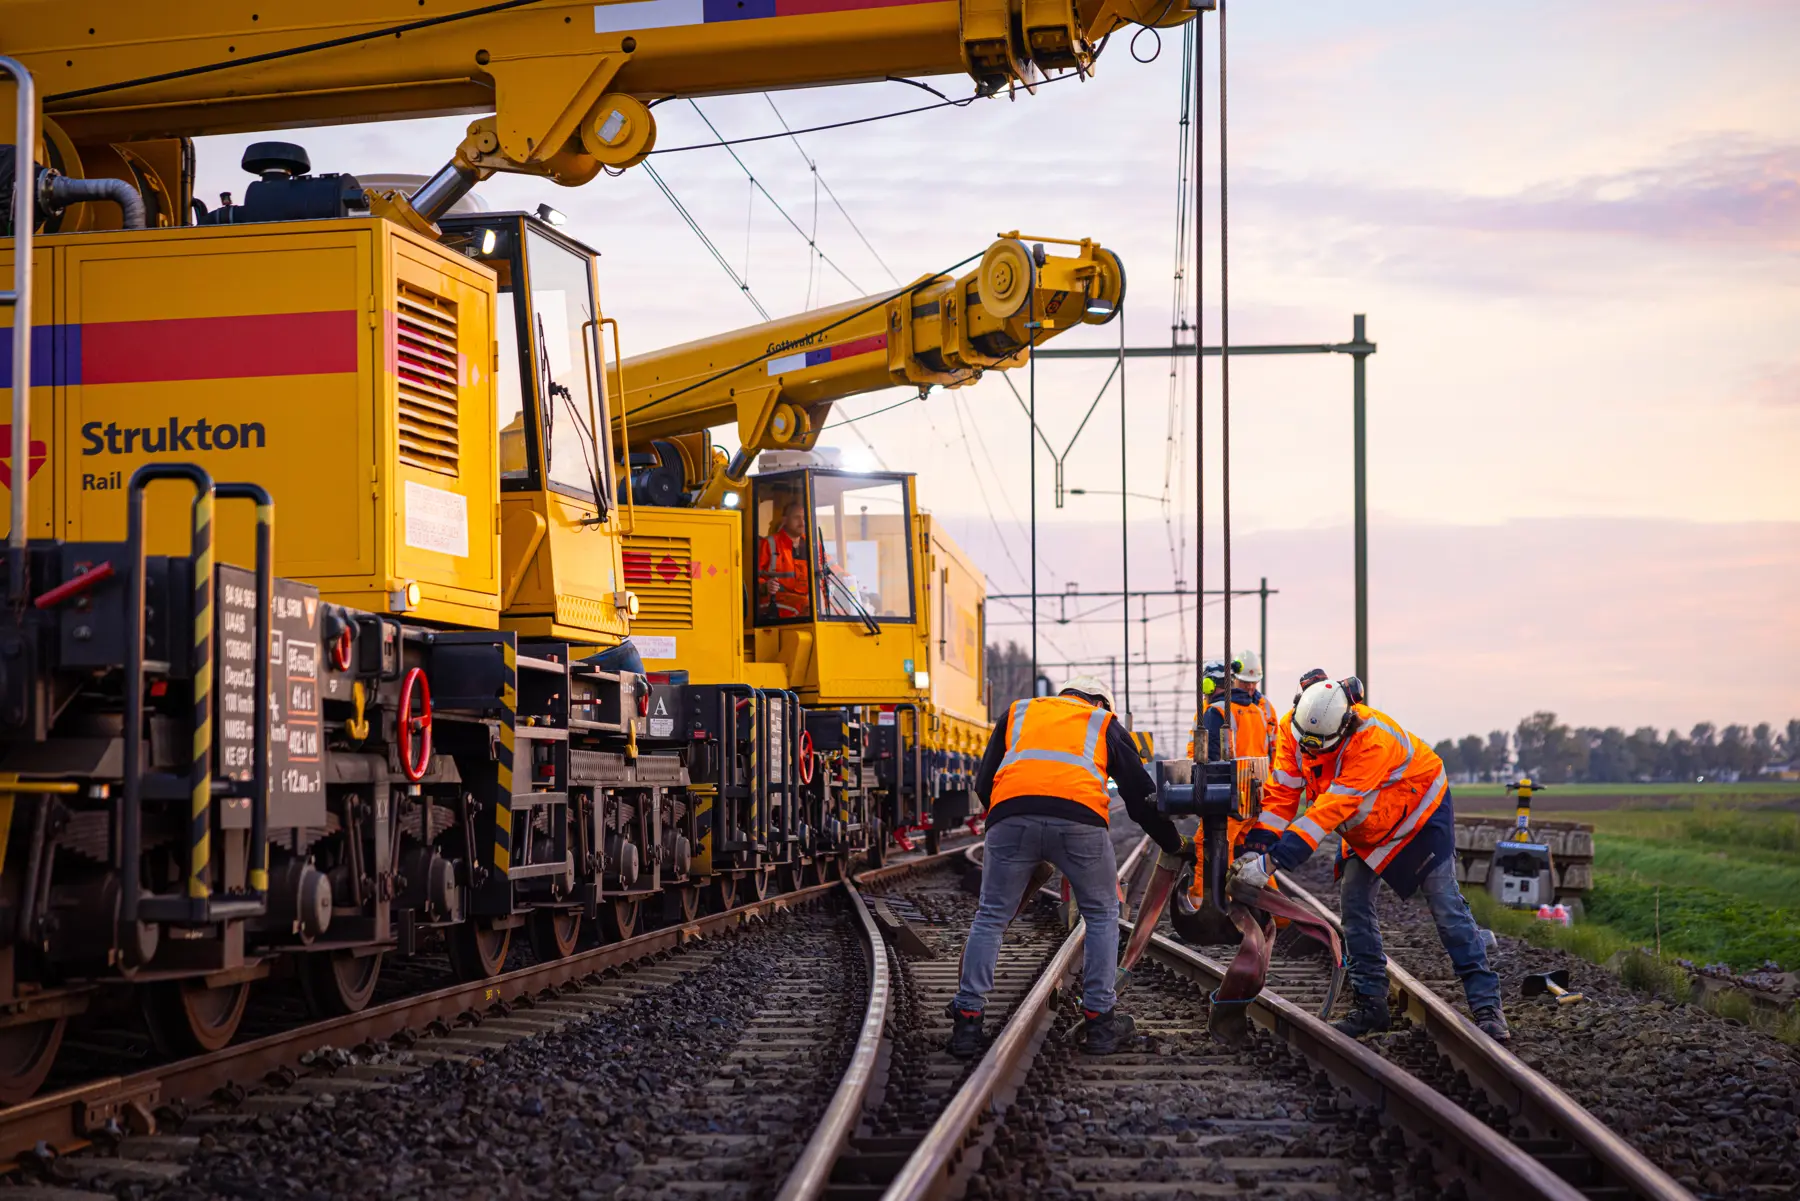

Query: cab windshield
left=811, top=473, right=914, bottom=623
left=442, top=216, right=612, bottom=512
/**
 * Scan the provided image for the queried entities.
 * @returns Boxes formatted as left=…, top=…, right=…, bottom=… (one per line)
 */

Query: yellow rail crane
left=608, top=235, right=1124, bottom=858
left=0, top=0, right=1192, bottom=1099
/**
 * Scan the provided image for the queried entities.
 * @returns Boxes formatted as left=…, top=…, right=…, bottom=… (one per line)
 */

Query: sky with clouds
left=194, top=0, right=1800, bottom=749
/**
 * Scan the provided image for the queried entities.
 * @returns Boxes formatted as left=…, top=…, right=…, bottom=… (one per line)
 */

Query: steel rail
left=0, top=845, right=968, bottom=1170
left=881, top=836, right=1151, bottom=1201
left=1275, top=870, right=1697, bottom=1201
left=774, top=875, right=893, bottom=1201
left=1132, top=920, right=1582, bottom=1201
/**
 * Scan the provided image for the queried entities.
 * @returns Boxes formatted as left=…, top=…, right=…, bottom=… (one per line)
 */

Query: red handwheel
left=798, top=730, right=815, bottom=785
left=398, top=667, right=433, bottom=782
left=330, top=624, right=354, bottom=673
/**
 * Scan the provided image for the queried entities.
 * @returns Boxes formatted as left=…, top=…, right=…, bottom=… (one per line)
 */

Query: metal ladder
left=3, top=57, right=35, bottom=590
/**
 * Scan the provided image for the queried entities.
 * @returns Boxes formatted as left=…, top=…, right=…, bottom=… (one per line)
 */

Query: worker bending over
left=1231, top=680, right=1509, bottom=1042
left=949, top=676, right=1186, bottom=1058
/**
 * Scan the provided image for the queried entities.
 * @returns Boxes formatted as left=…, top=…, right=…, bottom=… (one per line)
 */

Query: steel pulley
left=976, top=238, right=1037, bottom=318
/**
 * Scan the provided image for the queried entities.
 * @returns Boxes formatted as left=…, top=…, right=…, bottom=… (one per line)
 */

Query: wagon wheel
left=142, top=980, right=250, bottom=1056
left=0, top=1018, right=66, bottom=1105
left=925, top=823, right=943, bottom=855
left=526, top=909, right=582, bottom=962
left=447, top=918, right=512, bottom=981
left=743, top=868, right=772, bottom=903
left=599, top=899, right=641, bottom=942
left=300, top=951, right=384, bottom=1017
left=660, top=886, right=701, bottom=927
left=709, top=874, right=739, bottom=914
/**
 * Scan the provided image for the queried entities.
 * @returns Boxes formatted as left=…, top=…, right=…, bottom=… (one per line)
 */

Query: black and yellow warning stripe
left=188, top=489, right=215, bottom=900
left=494, top=639, right=517, bottom=874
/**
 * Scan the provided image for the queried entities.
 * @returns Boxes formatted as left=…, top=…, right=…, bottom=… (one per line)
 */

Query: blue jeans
left=1340, top=853, right=1501, bottom=1013
left=953, top=815, right=1120, bottom=1015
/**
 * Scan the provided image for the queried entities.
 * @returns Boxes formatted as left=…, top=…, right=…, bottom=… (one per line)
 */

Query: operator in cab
left=948, top=676, right=1187, bottom=1059
left=1230, top=680, right=1509, bottom=1042
left=756, top=501, right=813, bottom=620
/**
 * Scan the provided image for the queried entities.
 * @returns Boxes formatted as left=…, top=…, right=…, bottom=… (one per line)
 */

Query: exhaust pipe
left=39, top=172, right=147, bottom=230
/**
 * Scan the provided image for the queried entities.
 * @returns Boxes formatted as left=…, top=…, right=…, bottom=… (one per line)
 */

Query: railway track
left=868, top=841, right=1697, bottom=1201
left=0, top=822, right=1714, bottom=1201
left=0, top=835, right=979, bottom=1191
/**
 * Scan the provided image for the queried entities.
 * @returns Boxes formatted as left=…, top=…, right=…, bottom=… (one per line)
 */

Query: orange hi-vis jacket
left=1184, top=693, right=1277, bottom=760
left=757, top=529, right=811, bottom=617
left=989, top=696, right=1114, bottom=822
left=1265, top=703, right=1448, bottom=875
left=1186, top=693, right=1286, bottom=847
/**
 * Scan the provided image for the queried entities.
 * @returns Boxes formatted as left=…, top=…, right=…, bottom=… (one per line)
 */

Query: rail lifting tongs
left=1123, top=758, right=1344, bottom=1044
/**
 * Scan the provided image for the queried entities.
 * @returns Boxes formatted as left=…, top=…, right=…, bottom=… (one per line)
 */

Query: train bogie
left=0, top=478, right=880, bottom=1103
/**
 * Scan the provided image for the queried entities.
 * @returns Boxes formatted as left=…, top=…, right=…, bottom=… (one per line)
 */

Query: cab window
left=751, top=474, right=814, bottom=625
left=442, top=218, right=612, bottom=512
left=812, top=474, right=914, bottom=623
left=525, top=228, right=610, bottom=508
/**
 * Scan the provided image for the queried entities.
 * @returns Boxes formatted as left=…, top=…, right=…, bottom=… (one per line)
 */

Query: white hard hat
left=1293, top=680, right=1354, bottom=754
left=1232, top=649, right=1263, bottom=685
left=1059, top=674, right=1116, bottom=712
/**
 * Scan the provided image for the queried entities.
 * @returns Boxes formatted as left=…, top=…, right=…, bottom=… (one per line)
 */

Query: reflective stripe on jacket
left=1266, top=703, right=1448, bottom=875
left=990, top=696, right=1113, bottom=822
left=1253, top=711, right=1302, bottom=838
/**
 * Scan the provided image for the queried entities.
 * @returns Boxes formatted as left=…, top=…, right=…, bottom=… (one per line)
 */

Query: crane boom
left=3, top=0, right=1195, bottom=203
left=614, top=233, right=1124, bottom=505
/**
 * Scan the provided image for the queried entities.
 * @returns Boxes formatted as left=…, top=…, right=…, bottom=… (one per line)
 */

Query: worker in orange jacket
left=1184, top=657, right=1287, bottom=906
left=949, top=676, right=1188, bottom=1059
left=1231, top=680, right=1509, bottom=1042
left=756, top=502, right=812, bottom=619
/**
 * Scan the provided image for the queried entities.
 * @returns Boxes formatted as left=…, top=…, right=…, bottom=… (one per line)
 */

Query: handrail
left=773, top=877, right=892, bottom=1201
left=3, top=56, right=38, bottom=597
left=1275, top=870, right=1695, bottom=1201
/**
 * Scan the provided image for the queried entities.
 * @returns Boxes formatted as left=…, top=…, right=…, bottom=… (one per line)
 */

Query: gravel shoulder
left=1287, top=840, right=1800, bottom=1201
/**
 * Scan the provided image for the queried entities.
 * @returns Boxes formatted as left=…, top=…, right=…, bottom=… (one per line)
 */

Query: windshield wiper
left=536, top=311, right=607, bottom=518
left=818, top=558, right=880, bottom=636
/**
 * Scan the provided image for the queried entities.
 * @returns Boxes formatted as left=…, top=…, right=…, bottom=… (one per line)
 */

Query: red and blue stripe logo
left=594, top=0, right=941, bottom=32
left=766, top=332, right=887, bottom=377
left=0, top=311, right=359, bottom=388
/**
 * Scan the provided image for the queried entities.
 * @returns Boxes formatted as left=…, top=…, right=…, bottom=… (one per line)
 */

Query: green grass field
left=1456, top=780, right=1799, bottom=811
left=1460, top=790, right=1800, bottom=975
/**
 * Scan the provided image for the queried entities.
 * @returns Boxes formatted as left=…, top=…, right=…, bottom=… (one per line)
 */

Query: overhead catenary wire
left=642, top=161, right=770, bottom=321
left=764, top=95, right=902, bottom=288
left=650, top=71, right=1084, bottom=155
left=688, top=100, right=865, bottom=295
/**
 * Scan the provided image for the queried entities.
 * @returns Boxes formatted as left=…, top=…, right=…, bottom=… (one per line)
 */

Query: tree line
left=1435, top=713, right=1800, bottom=784
left=985, top=643, right=1799, bottom=785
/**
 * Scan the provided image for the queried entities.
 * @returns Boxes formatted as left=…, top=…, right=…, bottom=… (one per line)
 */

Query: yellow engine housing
left=3, top=217, right=630, bottom=644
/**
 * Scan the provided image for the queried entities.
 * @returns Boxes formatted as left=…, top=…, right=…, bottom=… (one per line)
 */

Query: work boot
left=1474, top=1006, right=1511, bottom=1043
left=947, top=1007, right=985, bottom=1059
left=1333, top=994, right=1391, bottom=1038
left=1080, top=1009, right=1136, bottom=1055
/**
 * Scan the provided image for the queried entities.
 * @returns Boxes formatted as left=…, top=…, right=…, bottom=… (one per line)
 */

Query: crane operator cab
left=752, top=467, right=913, bottom=634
